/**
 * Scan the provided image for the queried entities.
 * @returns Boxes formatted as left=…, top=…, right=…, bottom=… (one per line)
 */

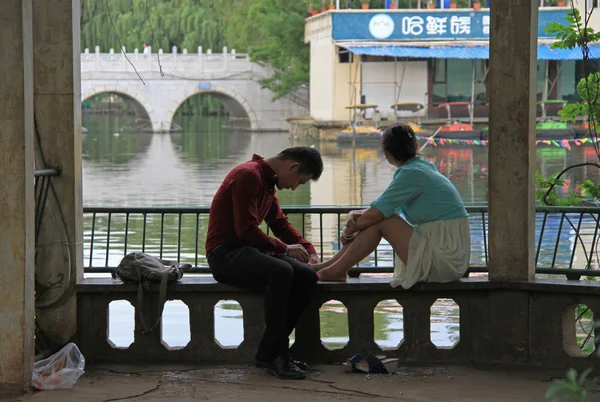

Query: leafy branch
left=543, top=5, right=600, bottom=401
left=544, top=5, right=600, bottom=157
left=540, top=3, right=600, bottom=207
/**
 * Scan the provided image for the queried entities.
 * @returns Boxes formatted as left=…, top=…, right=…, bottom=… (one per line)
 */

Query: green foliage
left=544, top=10, right=600, bottom=50
left=576, top=304, right=594, bottom=320
left=580, top=179, right=600, bottom=200
left=545, top=368, right=593, bottom=402
left=534, top=170, right=600, bottom=206
left=81, top=0, right=226, bottom=51
left=535, top=170, right=583, bottom=206
left=545, top=320, right=600, bottom=400
left=248, top=0, right=309, bottom=100
left=544, top=9, right=600, bottom=132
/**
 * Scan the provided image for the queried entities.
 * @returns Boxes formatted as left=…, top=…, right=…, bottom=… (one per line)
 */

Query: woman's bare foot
left=309, top=262, right=328, bottom=272
left=317, top=267, right=348, bottom=282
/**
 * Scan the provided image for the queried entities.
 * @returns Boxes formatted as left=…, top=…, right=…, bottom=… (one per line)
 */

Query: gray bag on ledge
left=112, top=251, right=192, bottom=334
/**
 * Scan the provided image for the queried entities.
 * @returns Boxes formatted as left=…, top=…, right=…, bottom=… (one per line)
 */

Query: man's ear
left=289, top=161, right=300, bottom=172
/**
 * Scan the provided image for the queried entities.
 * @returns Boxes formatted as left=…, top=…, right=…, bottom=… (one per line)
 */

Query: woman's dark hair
left=381, top=123, right=418, bottom=163
left=277, top=147, right=324, bottom=180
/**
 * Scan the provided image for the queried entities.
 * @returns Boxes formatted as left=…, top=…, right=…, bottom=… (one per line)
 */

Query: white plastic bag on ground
left=32, top=342, right=85, bottom=390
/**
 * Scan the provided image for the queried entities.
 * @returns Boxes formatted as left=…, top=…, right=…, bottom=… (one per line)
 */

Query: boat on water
left=337, top=104, right=383, bottom=143
left=390, top=102, right=433, bottom=137
left=535, top=100, right=575, bottom=139
left=481, top=100, right=578, bottom=140
left=336, top=125, right=383, bottom=143
left=574, top=121, right=594, bottom=139
left=435, top=102, right=482, bottom=140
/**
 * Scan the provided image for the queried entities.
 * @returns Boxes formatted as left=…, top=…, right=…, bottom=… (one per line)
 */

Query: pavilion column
left=32, top=0, right=83, bottom=345
left=0, top=0, right=36, bottom=389
left=488, top=0, right=538, bottom=282
left=487, top=0, right=538, bottom=363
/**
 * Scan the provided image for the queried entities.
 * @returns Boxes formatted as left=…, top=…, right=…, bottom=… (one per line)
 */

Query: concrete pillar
left=32, top=0, right=83, bottom=344
left=488, top=0, right=538, bottom=281
left=0, top=0, right=36, bottom=389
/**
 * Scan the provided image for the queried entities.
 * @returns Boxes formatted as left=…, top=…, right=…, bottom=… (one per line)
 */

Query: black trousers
left=207, top=245, right=318, bottom=361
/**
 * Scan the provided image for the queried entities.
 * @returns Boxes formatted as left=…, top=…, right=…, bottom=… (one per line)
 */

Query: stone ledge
left=76, top=276, right=600, bottom=294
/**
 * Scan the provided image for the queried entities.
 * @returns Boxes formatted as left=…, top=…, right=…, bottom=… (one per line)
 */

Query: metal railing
left=82, top=205, right=600, bottom=279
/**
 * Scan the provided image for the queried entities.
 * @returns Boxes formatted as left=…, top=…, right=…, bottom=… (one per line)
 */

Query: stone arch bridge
left=81, top=46, right=309, bottom=132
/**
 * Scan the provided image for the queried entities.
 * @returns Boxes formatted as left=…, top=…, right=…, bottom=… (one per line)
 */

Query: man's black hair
left=277, top=147, right=324, bottom=181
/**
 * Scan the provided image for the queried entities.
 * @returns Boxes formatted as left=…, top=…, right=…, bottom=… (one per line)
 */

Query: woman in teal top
left=312, top=124, right=471, bottom=288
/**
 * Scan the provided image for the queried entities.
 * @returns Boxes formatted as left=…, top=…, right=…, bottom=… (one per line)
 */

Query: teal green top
left=370, top=157, right=468, bottom=226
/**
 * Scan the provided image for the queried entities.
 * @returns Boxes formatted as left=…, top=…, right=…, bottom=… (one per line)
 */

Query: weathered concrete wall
left=0, top=0, right=36, bottom=390
left=488, top=0, right=537, bottom=282
left=32, top=0, right=83, bottom=346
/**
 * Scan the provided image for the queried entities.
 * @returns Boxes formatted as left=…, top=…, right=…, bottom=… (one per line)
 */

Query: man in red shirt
left=206, top=147, right=323, bottom=380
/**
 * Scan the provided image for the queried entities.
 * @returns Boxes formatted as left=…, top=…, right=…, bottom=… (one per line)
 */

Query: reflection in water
left=214, top=301, right=244, bottom=348
left=430, top=299, right=460, bottom=348
left=82, top=115, right=154, bottom=167
left=320, top=300, right=349, bottom=350
left=374, top=300, right=404, bottom=349
left=84, top=115, right=600, bottom=352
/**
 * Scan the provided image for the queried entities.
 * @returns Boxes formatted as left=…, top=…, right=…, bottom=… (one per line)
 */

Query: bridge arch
left=167, top=84, right=260, bottom=132
left=81, top=85, right=160, bottom=131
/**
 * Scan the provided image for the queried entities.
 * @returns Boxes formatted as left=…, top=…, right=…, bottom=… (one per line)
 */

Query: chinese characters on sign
left=331, top=9, right=567, bottom=41
left=482, top=15, right=490, bottom=35
left=401, top=15, right=472, bottom=36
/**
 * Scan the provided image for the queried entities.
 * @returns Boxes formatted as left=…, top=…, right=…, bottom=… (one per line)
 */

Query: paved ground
left=0, top=363, right=598, bottom=401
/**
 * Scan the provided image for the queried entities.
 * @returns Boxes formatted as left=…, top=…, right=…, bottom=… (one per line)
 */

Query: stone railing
left=76, top=276, right=600, bottom=366
left=81, top=46, right=251, bottom=74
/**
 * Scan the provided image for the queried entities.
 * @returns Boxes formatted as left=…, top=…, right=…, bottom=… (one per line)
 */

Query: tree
left=248, top=0, right=310, bottom=100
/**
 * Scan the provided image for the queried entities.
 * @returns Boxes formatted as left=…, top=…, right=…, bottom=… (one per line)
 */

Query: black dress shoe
left=266, top=355, right=307, bottom=380
left=255, top=356, right=309, bottom=371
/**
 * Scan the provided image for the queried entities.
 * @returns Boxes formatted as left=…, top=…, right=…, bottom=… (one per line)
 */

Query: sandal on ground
left=342, top=354, right=364, bottom=372
left=342, top=354, right=389, bottom=373
left=353, top=355, right=399, bottom=374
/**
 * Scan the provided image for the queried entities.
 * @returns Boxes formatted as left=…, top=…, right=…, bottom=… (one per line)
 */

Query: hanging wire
left=104, top=0, right=146, bottom=85
left=144, top=0, right=164, bottom=77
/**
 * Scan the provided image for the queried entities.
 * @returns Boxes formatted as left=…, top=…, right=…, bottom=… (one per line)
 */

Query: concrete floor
left=2, top=363, right=598, bottom=402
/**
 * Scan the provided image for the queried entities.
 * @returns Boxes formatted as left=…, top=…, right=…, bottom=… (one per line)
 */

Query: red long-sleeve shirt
left=205, top=154, right=317, bottom=256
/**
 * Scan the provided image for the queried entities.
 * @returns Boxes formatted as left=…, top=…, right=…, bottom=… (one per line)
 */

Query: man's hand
left=286, top=244, right=309, bottom=263
left=308, top=254, right=319, bottom=265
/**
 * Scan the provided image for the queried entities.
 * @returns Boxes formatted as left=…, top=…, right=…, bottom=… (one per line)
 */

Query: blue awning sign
left=342, top=44, right=600, bottom=60
left=332, top=10, right=565, bottom=41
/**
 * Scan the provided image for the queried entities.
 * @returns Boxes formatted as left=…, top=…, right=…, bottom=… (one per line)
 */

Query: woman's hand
left=346, top=212, right=362, bottom=233
left=340, top=234, right=352, bottom=246
left=340, top=225, right=357, bottom=245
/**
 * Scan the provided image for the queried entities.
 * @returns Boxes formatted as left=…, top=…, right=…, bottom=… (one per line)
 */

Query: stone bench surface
left=76, top=276, right=600, bottom=295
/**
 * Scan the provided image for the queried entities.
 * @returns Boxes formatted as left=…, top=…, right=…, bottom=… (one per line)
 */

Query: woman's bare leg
left=318, top=216, right=413, bottom=281
left=310, top=244, right=351, bottom=272
left=310, top=212, right=363, bottom=271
